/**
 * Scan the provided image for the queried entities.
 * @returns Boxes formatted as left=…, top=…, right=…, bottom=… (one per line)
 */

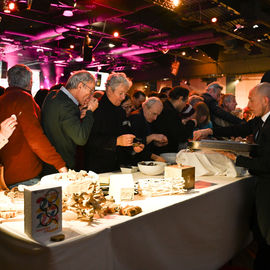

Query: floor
left=220, top=241, right=257, bottom=270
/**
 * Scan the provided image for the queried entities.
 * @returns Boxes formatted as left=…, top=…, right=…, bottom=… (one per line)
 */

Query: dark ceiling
left=1, top=0, right=270, bottom=81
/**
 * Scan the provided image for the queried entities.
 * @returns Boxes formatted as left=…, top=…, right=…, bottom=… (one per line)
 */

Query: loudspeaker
left=28, top=0, right=50, bottom=12
left=0, top=61, right=7, bottom=79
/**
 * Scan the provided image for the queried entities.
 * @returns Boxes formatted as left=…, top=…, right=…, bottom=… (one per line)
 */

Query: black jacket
left=202, top=92, right=243, bottom=127
left=151, top=100, right=195, bottom=153
left=85, top=93, right=128, bottom=173
left=213, top=115, right=270, bottom=177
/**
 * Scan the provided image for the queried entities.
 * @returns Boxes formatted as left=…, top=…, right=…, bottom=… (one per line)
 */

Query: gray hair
left=143, top=97, right=163, bottom=109
left=8, top=64, right=32, bottom=90
left=220, top=93, right=235, bottom=105
left=207, top=83, right=223, bottom=93
left=65, top=70, right=95, bottom=90
left=106, top=72, right=132, bottom=92
left=256, top=82, right=270, bottom=100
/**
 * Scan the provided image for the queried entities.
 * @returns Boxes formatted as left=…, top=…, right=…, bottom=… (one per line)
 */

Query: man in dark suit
left=194, top=82, right=270, bottom=269
left=202, top=83, right=243, bottom=127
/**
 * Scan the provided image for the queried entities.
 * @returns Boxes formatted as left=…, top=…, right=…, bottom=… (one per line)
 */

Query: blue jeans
left=8, top=177, right=41, bottom=189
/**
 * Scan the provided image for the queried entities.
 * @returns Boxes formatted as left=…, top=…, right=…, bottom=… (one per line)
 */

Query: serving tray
left=188, top=140, right=258, bottom=153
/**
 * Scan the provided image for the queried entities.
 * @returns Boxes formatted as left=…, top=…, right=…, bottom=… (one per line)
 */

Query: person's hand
left=117, top=134, right=135, bottom=147
left=133, top=143, right=144, bottom=153
left=79, top=106, right=88, bottom=119
left=193, top=128, right=213, bottom=141
left=58, top=167, right=68, bottom=173
left=182, top=113, right=197, bottom=126
left=153, top=134, right=168, bottom=143
left=87, top=97, right=99, bottom=112
left=0, top=116, right=18, bottom=139
left=151, top=153, right=166, bottom=162
left=215, top=151, right=237, bottom=162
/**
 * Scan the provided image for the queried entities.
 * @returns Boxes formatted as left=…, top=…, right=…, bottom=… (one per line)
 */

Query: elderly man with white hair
left=194, top=82, right=270, bottom=269
left=85, top=72, right=143, bottom=173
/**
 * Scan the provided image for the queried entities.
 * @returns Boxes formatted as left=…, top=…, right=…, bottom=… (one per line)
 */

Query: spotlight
left=113, top=31, right=119, bottom=38
left=181, top=51, right=186, bottom=56
left=69, top=44, right=75, bottom=49
left=211, top=17, right=218, bottom=23
left=109, top=43, right=115, bottom=48
left=3, top=0, right=16, bottom=13
left=172, top=0, right=180, bottom=7
left=8, top=1, right=15, bottom=10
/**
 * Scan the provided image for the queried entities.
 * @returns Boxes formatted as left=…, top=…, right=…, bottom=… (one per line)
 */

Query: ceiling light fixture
left=3, top=0, right=16, bottom=13
left=109, top=43, right=115, bottom=48
left=181, top=51, right=186, bottom=56
left=152, top=0, right=178, bottom=11
left=63, top=10, right=73, bottom=17
left=234, top=24, right=244, bottom=32
left=113, top=31, right=119, bottom=38
left=161, top=48, right=169, bottom=54
left=253, top=24, right=259, bottom=29
left=211, top=17, right=218, bottom=23
left=172, top=0, right=180, bottom=7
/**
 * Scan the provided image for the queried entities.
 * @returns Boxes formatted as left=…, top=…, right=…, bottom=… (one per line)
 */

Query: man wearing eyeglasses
left=42, top=70, right=98, bottom=175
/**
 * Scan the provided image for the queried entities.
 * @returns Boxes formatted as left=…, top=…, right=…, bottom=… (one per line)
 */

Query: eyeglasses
left=80, top=81, right=95, bottom=94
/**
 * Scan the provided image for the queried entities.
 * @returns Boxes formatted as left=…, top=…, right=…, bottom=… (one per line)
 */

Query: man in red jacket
left=0, top=64, right=67, bottom=188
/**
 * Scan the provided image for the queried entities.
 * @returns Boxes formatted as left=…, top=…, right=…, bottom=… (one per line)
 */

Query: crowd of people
left=1, top=63, right=270, bottom=268
left=0, top=64, right=258, bottom=187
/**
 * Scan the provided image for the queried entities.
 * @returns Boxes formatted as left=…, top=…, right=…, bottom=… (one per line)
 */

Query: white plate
left=40, top=171, right=99, bottom=194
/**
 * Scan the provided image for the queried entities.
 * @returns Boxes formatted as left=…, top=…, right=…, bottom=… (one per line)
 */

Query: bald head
left=255, top=82, right=270, bottom=100
left=248, top=82, right=270, bottom=117
left=142, top=97, right=163, bottom=123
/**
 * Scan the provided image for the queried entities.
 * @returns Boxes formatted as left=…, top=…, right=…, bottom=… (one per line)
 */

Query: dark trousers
left=253, top=176, right=270, bottom=269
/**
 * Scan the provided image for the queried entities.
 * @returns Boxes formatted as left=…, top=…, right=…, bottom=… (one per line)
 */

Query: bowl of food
left=137, top=161, right=166, bottom=176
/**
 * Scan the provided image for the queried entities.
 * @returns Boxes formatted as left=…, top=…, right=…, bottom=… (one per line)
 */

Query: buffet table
left=0, top=173, right=255, bottom=270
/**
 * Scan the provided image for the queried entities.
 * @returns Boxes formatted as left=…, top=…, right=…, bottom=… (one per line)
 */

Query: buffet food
left=62, top=180, right=106, bottom=222
left=62, top=180, right=142, bottom=222
left=0, top=188, right=24, bottom=220
left=137, top=177, right=185, bottom=197
left=0, top=170, right=143, bottom=223
left=138, top=161, right=166, bottom=175
left=40, top=169, right=99, bottom=195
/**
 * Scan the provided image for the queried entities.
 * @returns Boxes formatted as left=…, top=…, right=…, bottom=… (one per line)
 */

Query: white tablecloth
left=176, top=150, right=247, bottom=177
left=0, top=173, right=255, bottom=270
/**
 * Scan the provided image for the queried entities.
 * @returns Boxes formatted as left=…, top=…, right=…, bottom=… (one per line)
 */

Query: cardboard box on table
left=24, top=185, right=62, bottom=240
left=164, top=165, right=195, bottom=189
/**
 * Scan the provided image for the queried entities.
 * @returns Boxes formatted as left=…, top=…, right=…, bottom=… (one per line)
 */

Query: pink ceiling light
left=63, top=10, right=73, bottom=17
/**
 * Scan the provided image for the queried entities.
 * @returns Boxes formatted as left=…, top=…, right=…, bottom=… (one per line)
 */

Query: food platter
left=188, top=140, right=258, bottom=153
